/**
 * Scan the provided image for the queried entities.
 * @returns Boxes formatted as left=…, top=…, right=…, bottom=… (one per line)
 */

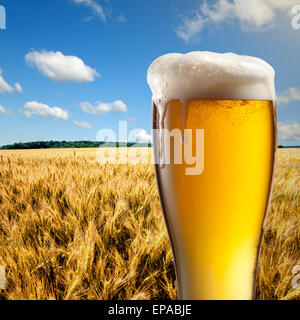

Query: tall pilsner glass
left=147, top=51, right=277, bottom=300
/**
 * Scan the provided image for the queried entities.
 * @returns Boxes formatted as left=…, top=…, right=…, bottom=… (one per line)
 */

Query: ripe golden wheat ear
left=281, top=288, right=300, bottom=300
left=276, top=275, right=293, bottom=299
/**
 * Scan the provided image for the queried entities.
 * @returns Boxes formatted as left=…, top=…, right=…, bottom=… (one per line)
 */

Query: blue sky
left=0, top=0, right=300, bottom=146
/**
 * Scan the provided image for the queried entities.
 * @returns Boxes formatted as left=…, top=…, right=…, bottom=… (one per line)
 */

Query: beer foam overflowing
left=148, top=52, right=275, bottom=170
left=147, top=51, right=276, bottom=106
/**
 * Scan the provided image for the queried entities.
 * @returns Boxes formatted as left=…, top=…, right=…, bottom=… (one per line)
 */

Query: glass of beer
left=147, top=51, right=277, bottom=300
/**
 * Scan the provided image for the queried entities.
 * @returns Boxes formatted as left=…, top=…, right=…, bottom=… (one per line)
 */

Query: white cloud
left=72, top=0, right=106, bottom=21
left=73, top=120, right=92, bottom=129
left=277, top=87, right=300, bottom=105
left=25, top=50, right=100, bottom=83
left=21, top=101, right=69, bottom=120
left=33, top=136, right=44, bottom=142
left=14, top=83, right=23, bottom=93
left=278, top=121, right=300, bottom=141
left=0, top=69, right=22, bottom=94
left=176, top=0, right=299, bottom=42
left=176, top=12, right=205, bottom=42
left=80, top=100, right=128, bottom=115
left=116, top=13, right=127, bottom=23
left=83, top=16, right=95, bottom=23
left=129, top=129, right=152, bottom=144
left=126, top=117, right=138, bottom=123
left=0, top=105, right=11, bottom=115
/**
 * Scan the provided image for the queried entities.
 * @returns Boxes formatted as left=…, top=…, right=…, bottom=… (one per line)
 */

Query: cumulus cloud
left=129, top=129, right=152, bottom=144
left=176, top=12, right=206, bottom=42
left=21, top=101, right=69, bottom=120
left=277, top=87, right=300, bottom=105
left=0, top=69, right=22, bottom=94
left=278, top=121, right=300, bottom=141
left=72, top=0, right=106, bottom=21
left=14, top=83, right=23, bottom=93
left=73, top=120, right=92, bottom=129
left=176, top=0, right=299, bottom=42
left=25, top=50, right=100, bottom=83
left=0, top=105, right=11, bottom=115
left=80, top=100, right=128, bottom=115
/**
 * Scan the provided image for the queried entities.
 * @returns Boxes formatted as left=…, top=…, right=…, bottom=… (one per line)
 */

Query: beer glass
left=148, top=52, right=277, bottom=300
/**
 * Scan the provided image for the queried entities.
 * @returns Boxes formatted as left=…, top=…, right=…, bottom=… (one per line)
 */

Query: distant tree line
left=1, top=140, right=152, bottom=150
left=278, top=145, right=300, bottom=149
left=1, top=141, right=297, bottom=150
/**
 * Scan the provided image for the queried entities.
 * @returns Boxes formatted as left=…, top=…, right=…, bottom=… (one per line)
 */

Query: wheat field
left=0, top=148, right=299, bottom=300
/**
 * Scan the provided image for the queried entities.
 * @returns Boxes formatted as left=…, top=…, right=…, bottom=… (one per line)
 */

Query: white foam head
left=147, top=51, right=275, bottom=107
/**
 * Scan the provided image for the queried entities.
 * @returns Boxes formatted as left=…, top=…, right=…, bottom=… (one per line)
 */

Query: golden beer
left=148, top=51, right=277, bottom=300
left=153, top=99, right=276, bottom=300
